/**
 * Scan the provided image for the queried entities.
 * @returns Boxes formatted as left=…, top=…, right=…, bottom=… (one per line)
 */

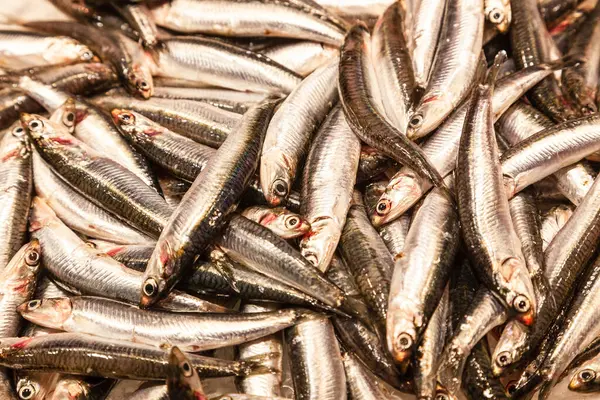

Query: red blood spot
left=29, top=221, right=42, bottom=232
left=519, top=313, right=534, bottom=327
left=159, top=243, right=171, bottom=266
left=258, top=213, right=277, bottom=227
left=143, top=128, right=162, bottom=137
left=11, top=337, right=33, bottom=349
left=50, top=137, right=74, bottom=146
left=1, top=149, right=19, bottom=162
left=422, top=95, right=439, bottom=104
left=105, top=246, right=125, bottom=257
left=195, top=394, right=207, bottom=400
left=75, top=109, right=89, bottom=124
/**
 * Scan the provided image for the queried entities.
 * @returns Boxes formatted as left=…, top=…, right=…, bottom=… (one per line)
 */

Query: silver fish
left=342, top=352, right=407, bottom=399
left=411, top=0, right=447, bottom=89
left=152, top=87, right=266, bottom=114
left=262, top=41, right=339, bottom=77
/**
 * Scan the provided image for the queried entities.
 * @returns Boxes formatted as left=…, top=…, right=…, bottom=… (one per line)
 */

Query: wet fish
left=167, top=347, right=207, bottom=400
left=113, top=2, right=159, bottom=49
left=261, top=41, right=339, bottom=77
left=342, top=352, right=408, bottom=399
left=241, top=206, right=310, bottom=240
left=411, top=0, right=447, bottom=89
left=152, top=87, right=266, bottom=115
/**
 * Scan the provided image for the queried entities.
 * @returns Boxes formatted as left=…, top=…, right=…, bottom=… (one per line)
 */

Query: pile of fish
left=2, top=0, right=600, bottom=398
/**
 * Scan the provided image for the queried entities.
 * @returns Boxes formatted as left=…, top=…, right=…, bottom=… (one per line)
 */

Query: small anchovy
left=23, top=114, right=172, bottom=238
left=32, top=151, right=153, bottom=245
left=0, top=332, right=257, bottom=380
left=338, top=24, right=446, bottom=192
left=167, top=347, right=207, bottom=400
left=456, top=52, right=537, bottom=324
left=241, top=206, right=310, bottom=239
left=153, top=37, right=302, bottom=95
left=407, top=0, right=484, bottom=138
left=112, top=109, right=216, bottom=182
left=24, top=21, right=153, bottom=99
left=28, top=197, right=223, bottom=313
left=299, top=107, right=360, bottom=271
left=152, top=87, right=266, bottom=114
left=141, top=99, right=278, bottom=307
left=261, top=41, right=339, bottom=77
left=149, top=0, right=347, bottom=45
left=236, top=303, right=283, bottom=397
left=113, top=2, right=159, bottom=49
left=260, top=60, right=338, bottom=206
left=0, top=30, right=95, bottom=70
left=0, top=124, right=32, bottom=271
left=342, top=352, right=408, bottom=399
left=93, top=93, right=241, bottom=148
left=286, top=315, right=346, bottom=400
left=411, top=0, right=447, bottom=89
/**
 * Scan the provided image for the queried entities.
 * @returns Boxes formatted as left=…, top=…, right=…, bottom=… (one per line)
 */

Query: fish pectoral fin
left=213, top=260, right=241, bottom=294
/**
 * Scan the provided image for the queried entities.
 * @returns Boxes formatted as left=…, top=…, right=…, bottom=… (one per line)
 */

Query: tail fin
left=485, top=51, right=508, bottom=89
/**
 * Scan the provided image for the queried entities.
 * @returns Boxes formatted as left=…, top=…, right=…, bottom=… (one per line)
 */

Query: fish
left=411, top=0, right=447, bottom=90
left=151, top=87, right=266, bottom=114
left=149, top=0, right=347, bottom=45
left=167, top=347, right=207, bottom=400
left=299, top=107, right=360, bottom=271
left=261, top=41, right=339, bottom=77
left=141, top=99, right=278, bottom=307
left=113, top=2, right=159, bottom=49
left=260, top=60, right=338, bottom=206
left=342, top=352, right=408, bottom=399
left=240, top=206, right=310, bottom=240
left=568, top=349, right=600, bottom=392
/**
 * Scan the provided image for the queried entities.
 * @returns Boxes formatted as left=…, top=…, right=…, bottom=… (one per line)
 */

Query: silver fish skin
left=413, top=287, right=449, bottom=400
left=211, top=395, right=290, bottom=400
left=18, top=296, right=303, bottom=353
left=0, top=124, right=32, bottom=270
left=150, top=0, right=346, bottom=45
left=28, top=197, right=224, bottom=313
left=497, top=101, right=594, bottom=205
left=501, top=113, right=600, bottom=198
left=299, top=107, right=360, bottom=272
left=371, top=1, right=416, bottom=133
left=0, top=332, right=251, bottom=380
left=152, top=87, right=266, bottom=114
left=286, top=316, right=346, bottom=400
left=407, top=0, right=484, bottom=139
left=312, top=0, right=393, bottom=19
left=262, top=41, right=339, bottom=77
left=32, top=151, right=152, bottom=245
left=540, top=205, right=574, bottom=251
left=260, top=60, right=338, bottom=207
left=342, top=352, right=407, bottom=400
left=93, top=94, right=241, bottom=148
left=236, top=303, right=283, bottom=397
left=216, top=214, right=345, bottom=309
left=141, top=99, right=278, bottom=307
left=0, top=30, right=95, bottom=70
left=338, top=24, right=446, bottom=192
left=437, top=288, right=507, bottom=396
left=241, top=206, right=310, bottom=240
left=153, top=37, right=302, bottom=95
left=386, top=177, right=459, bottom=365
left=372, top=56, right=570, bottom=226
left=111, top=109, right=216, bottom=183
left=15, top=77, right=157, bottom=190
left=23, top=114, right=171, bottom=238
left=113, top=2, right=159, bottom=49
left=456, top=53, right=537, bottom=324
left=412, top=0, right=447, bottom=90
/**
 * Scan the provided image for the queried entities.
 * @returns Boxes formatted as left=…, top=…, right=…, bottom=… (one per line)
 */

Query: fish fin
left=212, top=259, right=241, bottom=294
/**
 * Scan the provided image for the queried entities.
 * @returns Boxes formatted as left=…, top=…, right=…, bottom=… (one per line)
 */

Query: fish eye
left=376, top=199, right=391, bottom=215
left=496, top=351, right=512, bottom=367
left=435, top=393, right=449, bottom=400
left=139, top=81, right=149, bottom=90
left=489, top=8, right=504, bottom=24
left=513, top=295, right=531, bottom=313
left=119, top=113, right=135, bottom=124
left=81, top=51, right=93, bottom=61
left=143, top=278, right=158, bottom=297
left=28, top=120, right=43, bottom=132
left=272, top=179, right=288, bottom=197
left=303, top=252, right=318, bottom=267
left=409, top=113, right=424, bottom=129
left=12, top=126, right=25, bottom=137
left=27, top=300, right=41, bottom=310
left=18, top=383, right=35, bottom=400
left=506, top=382, right=517, bottom=395
left=25, top=249, right=40, bottom=266
left=180, top=361, right=193, bottom=377
left=395, top=332, right=413, bottom=351
left=579, top=369, right=596, bottom=383
left=285, top=216, right=299, bottom=228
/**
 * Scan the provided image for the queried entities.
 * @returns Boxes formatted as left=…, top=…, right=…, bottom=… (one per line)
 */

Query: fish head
left=0, top=240, right=41, bottom=294
left=111, top=109, right=163, bottom=141
left=371, top=169, right=423, bottom=226
left=21, top=113, right=76, bottom=153
left=17, top=298, right=72, bottom=330
left=407, top=94, right=453, bottom=140
left=49, top=378, right=89, bottom=400
left=386, top=300, right=421, bottom=366
left=125, top=64, right=154, bottom=99
left=29, top=197, right=58, bottom=233
left=140, top=240, right=177, bottom=308
left=499, top=257, right=536, bottom=325
left=45, top=38, right=96, bottom=65
left=49, top=98, right=78, bottom=134
left=167, top=346, right=206, bottom=400
left=16, top=375, right=47, bottom=400
left=259, top=150, right=293, bottom=206
left=0, top=122, right=30, bottom=163
left=257, top=207, right=310, bottom=239
left=569, top=363, right=600, bottom=392
left=492, top=320, right=528, bottom=376
left=435, top=385, right=455, bottom=400
left=299, top=217, right=340, bottom=273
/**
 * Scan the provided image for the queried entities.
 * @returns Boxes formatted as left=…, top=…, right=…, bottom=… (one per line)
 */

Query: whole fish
left=236, top=303, right=283, bottom=397
left=407, top=0, right=484, bottom=138
left=28, top=197, right=224, bottom=313
left=112, top=109, right=216, bottom=182
left=241, top=206, right=310, bottom=240
left=93, top=94, right=241, bottom=148
left=153, top=37, right=302, bottom=95
left=411, top=0, right=447, bottom=89
left=167, top=347, right=207, bottom=400
left=152, top=87, right=266, bottom=114
left=24, top=21, right=153, bottom=99
left=262, top=41, right=339, bottom=77
left=141, top=99, right=277, bottom=307
left=18, top=296, right=306, bottom=352
left=342, top=352, right=408, bottom=399
left=0, top=124, right=32, bottom=270
left=0, top=332, right=257, bottom=380
left=338, top=24, right=446, bottom=192
left=260, top=60, right=338, bottom=206
left=23, top=114, right=172, bottom=238
left=456, top=52, right=537, bottom=323
left=0, top=30, right=95, bottom=70
left=150, top=0, right=347, bottom=45
left=371, top=1, right=415, bottom=133
left=387, top=178, right=459, bottom=365
left=299, top=107, right=360, bottom=271
left=286, top=316, right=346, bottom=400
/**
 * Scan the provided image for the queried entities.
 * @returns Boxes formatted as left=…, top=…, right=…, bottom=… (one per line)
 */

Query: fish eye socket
left=65, top=112, right=75, bottom=123
left=82, top=51, right=93, bottom=61
left=396, top=333, right=413, bottom=350
left=286, top=216, right=299, bottom=228
left=376, top=199, right=391, bottom=215
left=497, top=351, right=512, bottom=367
left=28, top=120, right=43, bottom=131
left=25, top=250, right=40, bottom=266
left=489, top=8, right=504, bottom=23
left=18, top=384, right=35, bottom=400
left=435, top=393, right=449, bottom=400
left=12, top=127, right=24, bottom=137
left=181, top=361, right=193, bottom=377
left=409, top=114, right=423, bottom=128
left=580, top=369, right=596, bottom=382
left=513, top=295, right=531, bottom=313
left=272, top=179, right=288, bottom=197
left=303, top=252, right=318, bottom=266
left=139, top=81, right=149, bottom=89
left=506, top=382, right=517, bottom=395
left=143, top=279, right=158, bottom=297
left=27, top=300, right=41, bottom=310
left=119, top=113, right=134, bottom=124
